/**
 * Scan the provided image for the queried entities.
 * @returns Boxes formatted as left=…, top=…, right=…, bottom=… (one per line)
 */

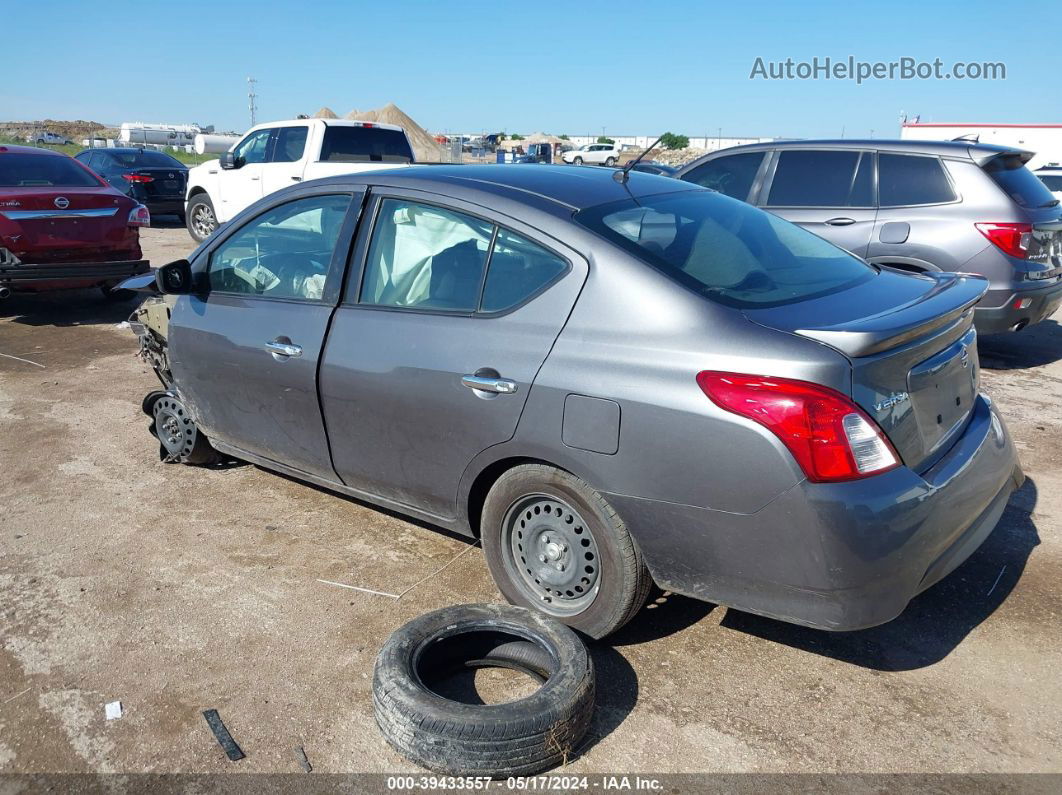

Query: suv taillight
left=696, top=371, right=899, bottom=482
left=975, top=222, right=1032, bottom=259
left=128, top=204, right=150, bottom=227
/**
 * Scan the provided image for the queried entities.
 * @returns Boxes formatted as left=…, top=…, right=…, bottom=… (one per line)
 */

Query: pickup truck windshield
left=0, top=154, right=101, bottom=187
left=320, top=126, right=414, bottom=163
left=576, top=190, right=876, bottom=308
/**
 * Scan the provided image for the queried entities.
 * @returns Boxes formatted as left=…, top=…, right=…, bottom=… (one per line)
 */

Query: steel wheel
left=501, top=494, right=601, bottom=617
left=190, top=202, right=216, bottom=240
left=153, top=396, right=198, bottom=461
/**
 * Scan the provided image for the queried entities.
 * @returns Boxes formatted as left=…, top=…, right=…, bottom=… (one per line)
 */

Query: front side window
left=233, top=129, right=272, bottom=166
left=208, top=194, right=351, bottom=300
left=682, top=152, right=764, bottom=201
left=272, top=126, right=309, bottom=163
left=767, top=150, right=862, bottom=207
left=576, top=191, right=875, bottom=308
left=878, top=153, right=956, bottom=206
left=361, top=199, right=492, bottom=311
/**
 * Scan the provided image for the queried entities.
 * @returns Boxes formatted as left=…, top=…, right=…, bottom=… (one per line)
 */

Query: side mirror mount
left=219, top=151, right=238, bottom=170
left=155, top=259, right=194, bottom=295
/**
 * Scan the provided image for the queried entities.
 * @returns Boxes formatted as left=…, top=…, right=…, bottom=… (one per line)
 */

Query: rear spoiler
left=794, top=272, right=988, bottom=357
left=969, top=147, right=1034, bottom=166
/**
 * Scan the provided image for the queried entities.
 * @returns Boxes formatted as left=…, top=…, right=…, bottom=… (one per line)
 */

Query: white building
left=901, top=123, right=1062, bottom=169
left=563, top=134, right=777, bottom=151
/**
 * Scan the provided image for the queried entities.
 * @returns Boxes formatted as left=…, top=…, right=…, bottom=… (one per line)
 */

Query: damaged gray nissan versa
left=123, top=164, right=1023, bottom=639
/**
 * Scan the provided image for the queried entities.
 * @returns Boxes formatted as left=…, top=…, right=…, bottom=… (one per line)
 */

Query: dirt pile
left=0, top=119, right=112, bottom=142
left=342, top=103, right=446, bottom=162
left=313, top=107, right=339, bottom=119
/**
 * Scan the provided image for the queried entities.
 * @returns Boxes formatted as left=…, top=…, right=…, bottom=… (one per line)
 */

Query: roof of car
left=682, top=138, right=1029, bottom=163
left=316, top=164, right=698, bottom=212
left=0, top=144, right=68, bottom=156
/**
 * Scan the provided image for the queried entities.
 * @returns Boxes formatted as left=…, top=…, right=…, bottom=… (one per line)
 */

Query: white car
left=561, top=143, right=621, bottom=166
left=1035, top=166, right=1062, bottom=202
left=185, top=118, right=415, bottom=242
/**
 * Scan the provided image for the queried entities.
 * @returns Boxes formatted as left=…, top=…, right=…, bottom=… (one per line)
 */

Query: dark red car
left=0, top=144, right=150, bottom=299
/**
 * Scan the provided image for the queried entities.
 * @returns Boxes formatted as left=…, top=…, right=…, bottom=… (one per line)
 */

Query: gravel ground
left=1, top=225, right=1060, bottom=778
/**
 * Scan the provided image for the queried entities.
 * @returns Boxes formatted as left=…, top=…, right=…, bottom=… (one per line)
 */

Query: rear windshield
left=0, top=153, right=102, bottom=187
left=110, top=150, right=184, bottom=169
left=576, top=191, right=876, bottom=308
left=984, top=155, right=1060, bottom=208
left=320, top=126, right=414, bottom=163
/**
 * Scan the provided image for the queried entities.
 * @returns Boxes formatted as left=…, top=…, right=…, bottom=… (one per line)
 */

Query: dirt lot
left=1, top=225, right=1060, bottom=778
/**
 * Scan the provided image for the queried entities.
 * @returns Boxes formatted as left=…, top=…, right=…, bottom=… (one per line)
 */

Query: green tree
left=658, top=132, right=690, bottom=150
left=597, top=136, right=615, bottom=145
left=509, top=133, right=525, bottom=141
left=558, top=134, right=570, bottom=140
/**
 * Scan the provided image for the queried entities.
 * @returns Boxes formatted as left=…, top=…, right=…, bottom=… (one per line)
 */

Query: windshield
left=320, top=126, right=414, bottom=163
left=111, top=150, right=184, bottom=169
left=0, top=153, right=101, bottom=187
left=576, top=191, right=877, bottom=308
left=984, top=155, right=1059, bottom=208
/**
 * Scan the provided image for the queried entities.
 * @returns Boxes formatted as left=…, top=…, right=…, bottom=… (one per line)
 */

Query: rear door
left=759, top=149, right=877, bottom=258
left=320, top=193, right=587, bottom=519
left=170, top=188, right=361, bottom=478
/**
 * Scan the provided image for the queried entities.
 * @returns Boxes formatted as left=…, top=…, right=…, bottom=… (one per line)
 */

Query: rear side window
left=766, top=150, right=862, bottom=207
left=320, top=126, right=414, bottom=163
left=985, top=155, right=1059, bottom=208
left=682, top=152, right=764, bottom=201
left=481, top=229, right=568, bottom=313
left=0, top=154, right=101, bottom=187
left=576, top=191, right=875, bottom=309
left=878, top=153, right=956, bottom=206
left=272, top=126, right=308, bottom=163
left=361, top=199, right=492, bottom=311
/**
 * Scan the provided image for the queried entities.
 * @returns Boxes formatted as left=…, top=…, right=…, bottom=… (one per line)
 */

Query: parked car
left=75, top=147, right=188, bottom=220
left=124, top=165, right=1021, bottom=640
left=0, top=144, right=149, bottom=299
left=675, top=140, right=1062, bottom=335
left=562, top=143, right=621, bottom=166
left=26, top=131, right=71, bottom=146
left=1035, top=165, right=1062, bottom=202
left=185, top=118, right=415, bottom=243
left=627, top=160, right=676, bottom=176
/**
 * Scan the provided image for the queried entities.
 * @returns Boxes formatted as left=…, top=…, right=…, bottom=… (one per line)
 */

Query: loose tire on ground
left=373, top=603, right=594, bottom=778
left=481, top=464, right=653, bottom=639
left=186, top=193, right=218, bottom=243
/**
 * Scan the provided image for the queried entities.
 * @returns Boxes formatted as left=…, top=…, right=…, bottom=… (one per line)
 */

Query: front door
left=170, top=190, right=361, bottom=479
left=217, top=127, right=273, bottom=222
left=759, top=149, right=877, bottom=258
left=320, top=195, right=586, bottom=519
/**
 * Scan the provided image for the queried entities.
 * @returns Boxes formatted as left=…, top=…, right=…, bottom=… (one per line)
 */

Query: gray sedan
left=128, top=164, right=1023, bottom=638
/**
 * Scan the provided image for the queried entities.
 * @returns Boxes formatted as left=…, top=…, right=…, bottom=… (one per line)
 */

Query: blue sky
left=3, top=0, right=1058, bottom=138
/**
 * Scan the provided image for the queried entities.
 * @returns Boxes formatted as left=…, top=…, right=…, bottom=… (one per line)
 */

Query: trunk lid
left=126, top=167, right=187, bottom=200
left=0, top=186, right=136, bottom=261
left=743, top=269, right=988, bottom=472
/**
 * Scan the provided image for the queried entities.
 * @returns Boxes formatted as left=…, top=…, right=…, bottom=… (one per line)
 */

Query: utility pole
left=247, top=77, right=258, bottom=128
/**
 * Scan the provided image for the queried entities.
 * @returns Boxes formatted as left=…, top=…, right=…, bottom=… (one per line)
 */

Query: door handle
left=251, top=176, right=261, bottom=181
left=461, top=375, right=518, bottom=394
left=825, top=217, right=856, bottom=226
left=265, top=340, right=302, bottom=358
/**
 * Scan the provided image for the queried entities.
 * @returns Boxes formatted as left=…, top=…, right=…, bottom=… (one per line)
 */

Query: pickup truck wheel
left=187, top=195, right=217, bottom=243
left=151, top=395, right=220, bottom=465
left=605, top=156, right=617, bottom=167
left=373, top=604, right=594, bottom=777
left=482, top=464, right=653, bottom=639
left=572, top=156, right=583, bottom=165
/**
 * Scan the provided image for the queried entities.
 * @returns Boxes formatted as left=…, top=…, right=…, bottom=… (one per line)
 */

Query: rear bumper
left=608, top=394, right=1022, bottom=631
left=975, top=278, right=1062, bottom=334
left=144, top=199, right=185, bottom=216
left=0, top=259, right=150, bottom=291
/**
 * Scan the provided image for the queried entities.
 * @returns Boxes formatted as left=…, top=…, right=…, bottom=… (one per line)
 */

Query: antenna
left=613, top=134, right=664, bottom=185
left=247, top=77, right=258, bottom=128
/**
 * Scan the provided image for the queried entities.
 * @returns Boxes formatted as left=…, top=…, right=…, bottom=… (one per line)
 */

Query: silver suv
left=676, top=140, right=1062, bottom=334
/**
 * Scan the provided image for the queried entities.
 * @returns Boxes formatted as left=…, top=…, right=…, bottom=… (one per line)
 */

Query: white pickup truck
left=185, top=118, right=415, bottom=242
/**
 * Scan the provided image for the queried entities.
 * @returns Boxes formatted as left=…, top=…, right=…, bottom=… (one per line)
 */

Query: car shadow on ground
left=979, top=320, right=1062, bottom=370
left=0, top=290, right=141, bottom=327
left=717, top=478, right=1040, bottom=671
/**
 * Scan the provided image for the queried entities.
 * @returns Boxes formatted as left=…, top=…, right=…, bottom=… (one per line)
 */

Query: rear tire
left=481, top=464, right=653, bottom=639
left=186, top=193, right=217, bottom=243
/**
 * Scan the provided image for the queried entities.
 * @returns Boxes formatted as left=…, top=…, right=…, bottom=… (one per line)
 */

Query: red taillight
left=122, top=173, right=155, bottom=183
left=696, top=371, right=900, bottom=483
left=128, top=204, right=150, bottom=227
left=975, top=222, right=1032, bottom=259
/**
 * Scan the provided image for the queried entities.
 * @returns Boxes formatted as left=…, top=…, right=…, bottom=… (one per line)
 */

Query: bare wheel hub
left=502, top=494, right=600, bottom=617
